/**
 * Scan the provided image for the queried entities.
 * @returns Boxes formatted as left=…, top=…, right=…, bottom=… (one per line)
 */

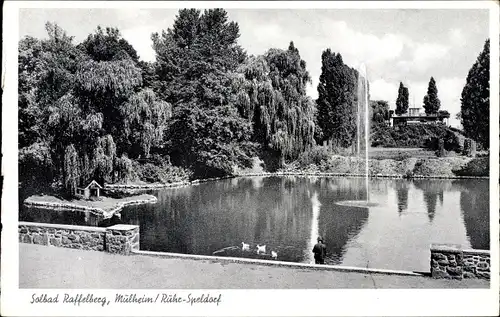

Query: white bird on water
left=271, top=251, right=278, bottom=259
left=241, top=242, right=250, bottom=251
left=256, top=244, right=266, bottom=254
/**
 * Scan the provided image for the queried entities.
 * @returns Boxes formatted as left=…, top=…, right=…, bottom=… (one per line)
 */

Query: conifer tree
left=316, top=49, right=357, bottom=148
left=423, top=77, right=441, bottom=114
left=461, top=39, right=490, bottom=148
left=395, top=82, right=409, bottom=115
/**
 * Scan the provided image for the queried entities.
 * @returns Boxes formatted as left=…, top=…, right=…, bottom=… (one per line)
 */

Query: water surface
left=20, top=177, right=489, bottom=272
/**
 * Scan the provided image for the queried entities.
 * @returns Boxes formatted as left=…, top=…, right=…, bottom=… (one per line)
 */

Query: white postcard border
left=2, top=1, right=499, bottom=316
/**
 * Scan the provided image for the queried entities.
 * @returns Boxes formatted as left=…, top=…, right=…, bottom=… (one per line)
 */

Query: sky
left=19, top=8, right=490, bottom=127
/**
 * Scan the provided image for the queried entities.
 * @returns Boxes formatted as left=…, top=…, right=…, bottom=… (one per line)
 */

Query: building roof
left=84, top=180, right=103, bottom=189
left=392, top=114, right=440, bottom=119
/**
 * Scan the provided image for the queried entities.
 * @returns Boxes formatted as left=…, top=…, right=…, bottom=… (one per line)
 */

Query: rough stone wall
left=463, top=250, right=490, bottom=279
left=105, top=225, right=140, bottom=255
left=430, top=245, right=463, bottom=279
left=19, top=222, right=106, bottom=251
left=19, top=222, right=140, bottom=255
left=430, top=244, right=490, bottom=280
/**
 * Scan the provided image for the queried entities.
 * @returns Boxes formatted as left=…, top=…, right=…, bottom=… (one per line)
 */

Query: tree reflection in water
left=458, top=179, right=489, bottom=250
left=412, top=180, right=449, bottom=223
left=394, top=179, right=409, bottom=214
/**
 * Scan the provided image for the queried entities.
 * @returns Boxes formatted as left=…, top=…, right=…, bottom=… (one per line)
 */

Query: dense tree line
left=18, top=10, right=321, bottom=196
left=19, top=23, right=169, bottom=197
left=19, top=9, right=490, bottom=198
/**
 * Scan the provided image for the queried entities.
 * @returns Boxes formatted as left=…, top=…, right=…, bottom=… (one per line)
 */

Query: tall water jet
left=357, top=63, right=370, bottom=202
left=336, top=64, right=377, bottom=209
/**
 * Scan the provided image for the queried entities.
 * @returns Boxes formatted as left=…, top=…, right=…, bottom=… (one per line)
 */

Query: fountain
left=336, top=63, right=378, bottom=208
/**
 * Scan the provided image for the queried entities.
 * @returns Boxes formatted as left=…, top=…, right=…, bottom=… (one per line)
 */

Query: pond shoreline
left=24, top=171, right=488, bottom=212
left=102, top=171, right=489, bottom=192
left=23, top=194, right=157, bottom=218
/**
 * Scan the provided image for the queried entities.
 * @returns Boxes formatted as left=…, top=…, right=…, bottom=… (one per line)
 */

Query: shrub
left=137, top=163, right=162, bottom=183
left=393, top=151, right=411, bottom=161
left=298, top=146, right=331, bottom=168
left=453, top=157, right=489, bottom=176
left=113, top=155, right=139, bottom=183
left=132, top=155, right=191, bottom=183
left=412, top=157, right=469, bottom=177
left=404, top=170, right=414, bottom=179
left=371, top=123, right=462, bottom=152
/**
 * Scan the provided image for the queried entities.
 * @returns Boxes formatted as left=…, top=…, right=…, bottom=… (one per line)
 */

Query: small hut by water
left=76, top=180, right=103, bottom=200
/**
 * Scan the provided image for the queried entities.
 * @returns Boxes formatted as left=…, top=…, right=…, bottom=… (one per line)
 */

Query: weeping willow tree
left=19, top=23, right=179, bottom=195
left=120, top=89, right=172, bottom=158
left=75, top=58, right=143, bottom=139
left=63, top=144, right=80, bottom=196
left=232, top=42, right=316, bottom=165
left=93, top=135, right=116, bottom=184
left=114, top=154, right=138, bottom=183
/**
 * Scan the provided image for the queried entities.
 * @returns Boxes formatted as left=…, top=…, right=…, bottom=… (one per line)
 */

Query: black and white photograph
left=2, top=1, right=499, bottom=316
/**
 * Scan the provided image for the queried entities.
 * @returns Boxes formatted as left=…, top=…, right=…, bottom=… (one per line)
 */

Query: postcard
left=2, top=1, right=499, bottom=316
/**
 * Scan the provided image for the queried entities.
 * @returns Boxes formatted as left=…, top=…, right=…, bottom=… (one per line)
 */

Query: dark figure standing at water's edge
left=313, top=237, right=327, bottom=264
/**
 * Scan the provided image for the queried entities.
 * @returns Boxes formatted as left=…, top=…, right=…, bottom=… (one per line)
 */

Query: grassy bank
left=281, top=154, right=489, bottom=178
left=24, top=194, right=157, bottom=216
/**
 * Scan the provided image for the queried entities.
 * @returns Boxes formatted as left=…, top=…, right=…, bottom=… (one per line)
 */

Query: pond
left=20, top=176, right=490, bottom=272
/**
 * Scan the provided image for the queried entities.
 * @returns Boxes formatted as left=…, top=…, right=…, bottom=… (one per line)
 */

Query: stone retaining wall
left=463, top=249, right=490, bottom=279
left=19, top=222, right=139, bottom=255
left=430, top=244, right=490, bottom=280
left=105, top=224, right=140, bottom=255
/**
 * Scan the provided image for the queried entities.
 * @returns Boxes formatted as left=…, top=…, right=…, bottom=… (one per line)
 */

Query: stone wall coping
left=134, top=250, right=424, bottom=277
left=18, top=221, right=106, bottom=232
left=463, top=249, right=490, bottom=255
left=107, top=224, right=139, bottom=231
left=430, top=243, right=463, bottom=253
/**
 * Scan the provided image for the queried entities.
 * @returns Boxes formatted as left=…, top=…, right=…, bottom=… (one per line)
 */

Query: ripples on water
left=20, top=177, right=489, bottom=272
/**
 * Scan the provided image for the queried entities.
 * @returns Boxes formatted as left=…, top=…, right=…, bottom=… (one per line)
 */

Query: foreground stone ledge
left=430, top=243, right=490, bottom=280
left=19, top=222, right=490, bottom=279
left=133, top=250, right=424, bottom=277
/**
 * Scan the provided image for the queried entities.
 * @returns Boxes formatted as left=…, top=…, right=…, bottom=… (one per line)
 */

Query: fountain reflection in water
left=306, top=191, right=321, bottom=264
